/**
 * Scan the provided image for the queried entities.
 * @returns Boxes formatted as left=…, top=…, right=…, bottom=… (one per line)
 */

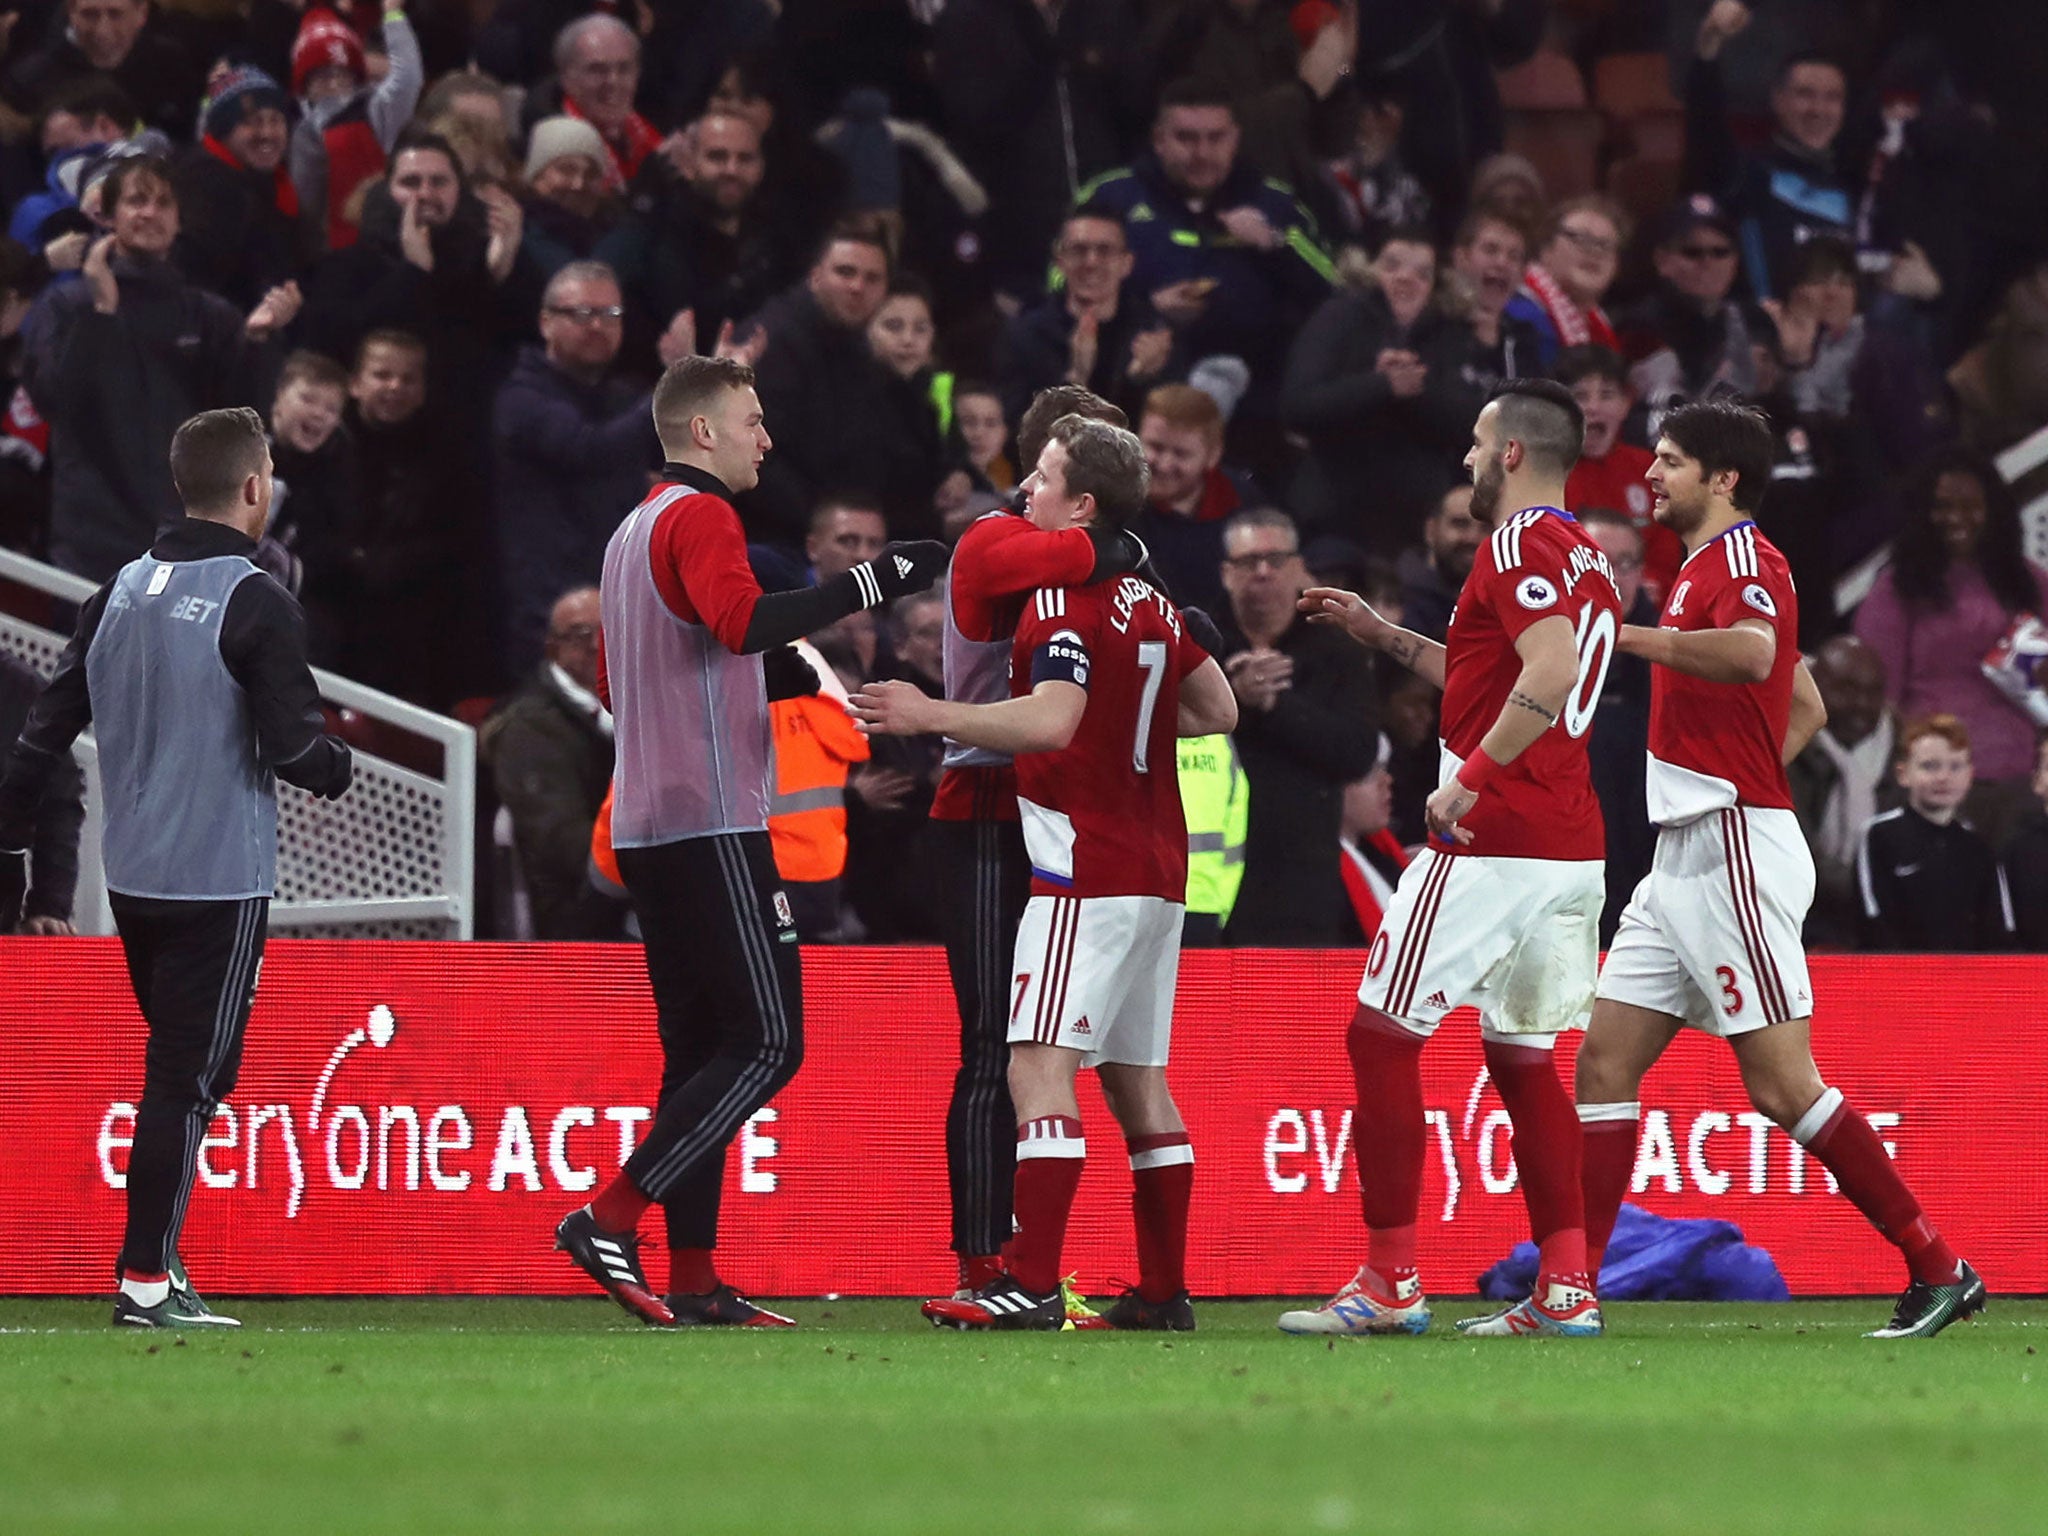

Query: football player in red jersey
left=855, top=416, right=1237, bottom=1331
left=1281, top=380, right=1621, bottom=1339
left=926, top=386, right=1158, bottom=1313
left=1577, top=399, right=1984, bottom=1338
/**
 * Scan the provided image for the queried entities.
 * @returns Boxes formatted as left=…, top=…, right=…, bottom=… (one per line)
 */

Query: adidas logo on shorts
left=1425, top=991, right=1449, bottom=1010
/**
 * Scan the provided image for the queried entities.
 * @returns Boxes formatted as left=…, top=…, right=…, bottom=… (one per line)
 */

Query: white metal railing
left=0, top=546, right=475, bottom=939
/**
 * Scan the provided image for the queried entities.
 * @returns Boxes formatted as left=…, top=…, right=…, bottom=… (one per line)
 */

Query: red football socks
left=1799, top=1090, right=1960, bottom=1286
left=590, top=1173, right=651, bottom=1234
left=1008, top=1116, right=1085, bottom=1296
left=1484, top=1038, right=1587, bottom=1285
left=1349, top=1010, right=1429, bottom=1288
left=668, top=1247, right=717, bottom=1295
left=1578, top=1101, right=1641, bottom=1278
left=1127, top=1133, right=1194, bottom=1302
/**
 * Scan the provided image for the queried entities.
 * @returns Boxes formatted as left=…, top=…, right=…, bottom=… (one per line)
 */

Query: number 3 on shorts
left=1715, top=965, right=1744, bottom=1017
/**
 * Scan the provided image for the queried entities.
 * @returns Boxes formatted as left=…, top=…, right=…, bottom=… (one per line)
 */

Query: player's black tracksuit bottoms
left=616, top=831, right=803, bottom=1251
left=936, top=817, right=1032, bottom=1257
left=111, top=894, right=268, bottom=1276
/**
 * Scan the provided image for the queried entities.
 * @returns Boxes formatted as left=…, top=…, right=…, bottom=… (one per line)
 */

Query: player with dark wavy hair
left=1578, top=400, right=1984, bottom=1339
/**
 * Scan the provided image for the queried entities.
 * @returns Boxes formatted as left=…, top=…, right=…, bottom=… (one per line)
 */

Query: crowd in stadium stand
left=1, top=0, right=2045, bottom=953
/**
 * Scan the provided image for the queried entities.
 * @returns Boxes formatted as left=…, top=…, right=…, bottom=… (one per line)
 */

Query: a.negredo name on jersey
left=1440, top=508, right=1620, bottom=862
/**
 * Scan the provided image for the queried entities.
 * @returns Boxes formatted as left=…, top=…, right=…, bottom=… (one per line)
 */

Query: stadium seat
left=1504, top=109, right=1608, bottom=200
left=1605, top=154, right=1685, bottom=238
left=1592, top=52, right=1680, bottom=118
left=1618, top=109, right=1685, bottom=164
left=1496, top=50, right=1589, bottom=112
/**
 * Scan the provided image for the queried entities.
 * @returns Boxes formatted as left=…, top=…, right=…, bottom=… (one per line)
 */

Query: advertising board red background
left=2, top=941, right=2041, bottom=1297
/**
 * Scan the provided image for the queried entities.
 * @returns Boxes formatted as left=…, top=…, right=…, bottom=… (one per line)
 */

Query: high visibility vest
left=769, top=641, right=870, bottom=884
left=1177, top=733, right=1248, bottom=923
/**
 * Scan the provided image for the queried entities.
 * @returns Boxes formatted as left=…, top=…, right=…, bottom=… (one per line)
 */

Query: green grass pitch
left=3, top=1297, right=2043, bottom=1534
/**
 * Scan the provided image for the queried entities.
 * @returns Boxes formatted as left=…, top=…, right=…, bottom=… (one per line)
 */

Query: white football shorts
left=1598, top=805, right=1815, bottom=1035
left=1356, top=848, right=1604, bottom=1040
left=1007, top=894, right=1184, bottom=1067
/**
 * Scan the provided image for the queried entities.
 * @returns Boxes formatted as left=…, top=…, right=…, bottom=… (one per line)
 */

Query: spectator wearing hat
left=518, top=115, right=627, bottom=279
left=527, top=13, right=662, bottom=192
left=1, top=0, right=204, bottom=141
left=1685, top=1, right=1853, bottom=302
left=172, top=65, right=307, bottom=310
left=288, top=3, right=424, bottom=253
left=20, top=156, right=300, bottom=580
left=9, top=78, right=158, bottom=250
left=1615, top=194, right=1764, bottom=437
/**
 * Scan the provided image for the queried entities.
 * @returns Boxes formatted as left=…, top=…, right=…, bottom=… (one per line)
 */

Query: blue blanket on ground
left=1477, top=1203, right=1790, bottom=1301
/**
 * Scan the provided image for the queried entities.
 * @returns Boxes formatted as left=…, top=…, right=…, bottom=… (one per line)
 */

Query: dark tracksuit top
left=1855, top=805, right=2015, bottom=953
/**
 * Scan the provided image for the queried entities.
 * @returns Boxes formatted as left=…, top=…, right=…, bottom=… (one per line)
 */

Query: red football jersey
left=1565, top=443, right=1684, bottom=597
left=1009, top=575, right=1210, bottom=900
left=1646, top=520, right=1799, bottom=824
left=1441, top=505, right=1621, bottom=860
left=931, top=511, right=1099, bottom=822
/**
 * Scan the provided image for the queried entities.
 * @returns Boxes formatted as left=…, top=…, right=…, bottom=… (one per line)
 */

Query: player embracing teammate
left=855, top=414, right=1237, bottom=1330
left=1574, top=400, right=1982, bottom=1339
left=1283, top=380, right=1621, bottom=1339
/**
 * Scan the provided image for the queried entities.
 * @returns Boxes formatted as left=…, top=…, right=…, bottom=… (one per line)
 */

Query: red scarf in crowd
left=562, top=95, right=663, bottom=190
left=203, top=134, right=300, bottom=221
left=1340, top=830, right=1411, bottom=942
left=1520, top=262, right=1616, bottom=353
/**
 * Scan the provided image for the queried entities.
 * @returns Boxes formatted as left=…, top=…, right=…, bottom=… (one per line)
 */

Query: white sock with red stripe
left=1009, top=1116, right=1085, bottom=1296
left=1127, top=1132, right=1193, bottom=1302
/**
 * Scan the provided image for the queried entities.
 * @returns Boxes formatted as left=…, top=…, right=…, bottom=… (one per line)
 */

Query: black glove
left=1181, top=604, right=1226, bottom=659
left=763, top=644, right=821, bottom=701
left=1083, top=524, right=1150, bottom=584
left=0, top=847, right=26, bottom=934
left=853, top=540, right=950, bottom=607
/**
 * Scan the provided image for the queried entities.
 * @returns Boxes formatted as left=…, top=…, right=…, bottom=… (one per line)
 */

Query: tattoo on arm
left=1386, top=635, right=1421, bottom=668
left=1509, top=689, right=1557, bottom=724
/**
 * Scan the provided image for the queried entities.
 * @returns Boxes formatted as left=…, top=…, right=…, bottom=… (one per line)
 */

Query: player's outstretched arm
left=1783, top=659, right=1827, bottom=765
left=1422, top=613, right=1577, bottom=845
left=1620, top=617, right=1775, bottom=684
left=1298, top=586, right=1446, bottom=689
left=849, top=679, right=1088, bottom=756
left=1177, top=657, right=1239, bottom=737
